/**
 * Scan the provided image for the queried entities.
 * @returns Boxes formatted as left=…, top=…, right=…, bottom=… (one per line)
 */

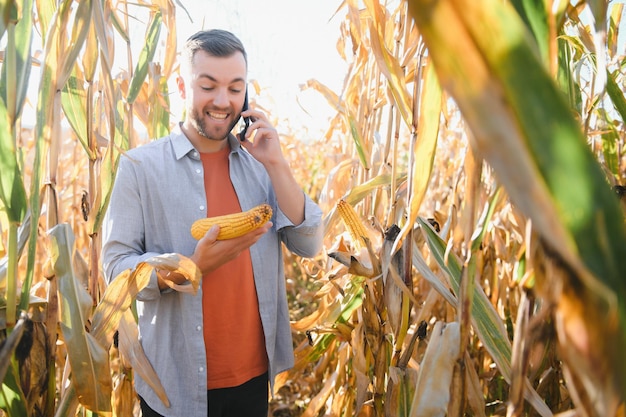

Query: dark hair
left=182, top=29, right=247, bottom=69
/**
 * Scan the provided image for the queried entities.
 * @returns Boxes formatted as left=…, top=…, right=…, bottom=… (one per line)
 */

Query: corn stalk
left=293, top=0, right=626, bottom=416
left=0, top=0, right=183, bottom=415
left=407, top=0, right=626, bottom=415
left=3, top=0, right=626, bottom=415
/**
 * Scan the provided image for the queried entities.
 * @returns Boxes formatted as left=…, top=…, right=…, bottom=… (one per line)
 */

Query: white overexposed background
left=19, top=1, right=348, bottom=142
left=171, top=1, right=348, bottom=140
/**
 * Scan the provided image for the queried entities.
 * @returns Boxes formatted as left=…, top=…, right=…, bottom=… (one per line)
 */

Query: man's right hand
left=190, top=222, right=272, bottom=276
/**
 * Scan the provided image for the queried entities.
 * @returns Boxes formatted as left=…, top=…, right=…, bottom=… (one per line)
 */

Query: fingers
left=240, top=110, right=277, bottom=141
left=241, top=108, right=265, bottom=122
left=192, top=222, right=272, bottom=275
left=201, top=224, right=220, bottom=242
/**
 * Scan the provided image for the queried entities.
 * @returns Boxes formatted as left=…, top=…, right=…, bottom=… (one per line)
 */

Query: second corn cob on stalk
left=190, top=203, right=273, bottom=240
left=337, top=199, right=369, bottom=249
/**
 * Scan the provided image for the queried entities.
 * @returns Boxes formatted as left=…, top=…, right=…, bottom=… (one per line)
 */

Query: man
left=102, top=29, right=323, bottom=417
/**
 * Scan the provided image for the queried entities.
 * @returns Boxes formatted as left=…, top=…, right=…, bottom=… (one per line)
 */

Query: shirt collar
left=171, top=122, right=243, bottom=159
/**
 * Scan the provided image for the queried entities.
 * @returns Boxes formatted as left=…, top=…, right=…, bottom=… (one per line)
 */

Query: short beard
left=190, top=108, right=240, bottom=141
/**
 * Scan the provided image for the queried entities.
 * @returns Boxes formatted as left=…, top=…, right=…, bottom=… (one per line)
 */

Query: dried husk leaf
left=117, top=310, right=169, bottom=407
left=410, top=321, right=460, bottom=417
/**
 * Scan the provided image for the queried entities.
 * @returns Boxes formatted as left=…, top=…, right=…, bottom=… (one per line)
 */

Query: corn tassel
left=190, top=203, right=272, bottom=240
left=337, top=199, right=369, bottom=249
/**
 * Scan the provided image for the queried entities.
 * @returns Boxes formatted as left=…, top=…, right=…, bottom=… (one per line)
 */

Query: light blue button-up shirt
left=102, top=125, right=323, bottom=416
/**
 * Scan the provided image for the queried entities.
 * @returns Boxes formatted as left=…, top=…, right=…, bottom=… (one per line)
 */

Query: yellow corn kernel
left=337, top=199, right=369, bottom=249
left=190, top=204, right=273, bottom=240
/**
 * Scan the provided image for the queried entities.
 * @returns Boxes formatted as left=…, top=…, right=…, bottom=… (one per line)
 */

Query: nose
left=213, top=88, right=229, bottom=107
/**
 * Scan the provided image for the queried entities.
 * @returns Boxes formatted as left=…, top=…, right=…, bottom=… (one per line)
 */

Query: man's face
left=180, top=50, right=247, bottom=142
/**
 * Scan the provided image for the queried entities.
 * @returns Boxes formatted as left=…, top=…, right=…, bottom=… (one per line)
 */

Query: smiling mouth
left=208, top=111, right=229, bottom=121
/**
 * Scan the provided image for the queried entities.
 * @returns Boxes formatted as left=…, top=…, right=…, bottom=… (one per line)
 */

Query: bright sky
left=21, top=1, right=347, bottom=141
left=172, top=1, right=347, bottom=139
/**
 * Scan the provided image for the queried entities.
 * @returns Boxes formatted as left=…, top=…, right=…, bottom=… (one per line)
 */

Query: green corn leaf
left=587, top=0, right=608, bottom=34
left=509, top=0, right=549, bottom=64
left=0, top=312, right=25, bottom=383
left=149, top=64, right=171, bottom=139
left=418, top=218, right=553, bottom=417
left=25, top=0, right=68, bottom=310
left=0, top=0, right=33, bottom=124
left=0, top=360, right=27, bottom=417
left=323, top=173, right=395, bottom=238
left=127, top=10, right=162, bottom=104
left=0, top=98, right=26, bottom=223
left=51, top=224, right=112, bottom=413
left=26, top=0, right=93, bottom=305
left=55, top=247, right=200, bottom=414
left=348, top=114, right=369, bottom=169
left=88, top=95, right=128, bottom=235
left=61, top=73, right=92, bottom=158
left=408, top=0, right=626, bottom=410
left=471, top=187, right=503, bottom=252
left=300, top=277, right=363, bottom=364
left=0, top=0, right=16, bottom=41
left=601, top=125, right=620, bottom=178
left=407, top=0, right=626, bottom=325
left=109, top=5, right=129, bottom=42
left=606, top=68, right=626, bottom=124
left=557, top=36, right=583, bottom=114
left=607, top=4, right=624, bottom=56
left=418, top=218, right=512, bottom=374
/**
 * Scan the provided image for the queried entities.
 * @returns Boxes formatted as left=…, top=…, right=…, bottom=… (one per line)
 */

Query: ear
left=177, top=75, right=186, bottom=99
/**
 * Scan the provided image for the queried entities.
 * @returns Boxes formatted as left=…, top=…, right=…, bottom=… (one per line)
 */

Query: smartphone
left=238, top=90, right=250, bottom=141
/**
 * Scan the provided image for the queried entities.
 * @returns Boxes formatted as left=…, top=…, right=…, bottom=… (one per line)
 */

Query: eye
left=201, top=86, right=214, bottom=91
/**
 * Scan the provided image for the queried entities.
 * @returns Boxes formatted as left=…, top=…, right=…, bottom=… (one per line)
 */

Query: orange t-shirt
left=200, top=147, right=268, bottom=389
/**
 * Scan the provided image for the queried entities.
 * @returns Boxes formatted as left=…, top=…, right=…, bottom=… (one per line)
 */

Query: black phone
left=238, top=90, right=250, bottom=141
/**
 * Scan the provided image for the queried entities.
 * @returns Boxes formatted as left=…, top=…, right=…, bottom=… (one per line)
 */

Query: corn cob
left=190, top=203, right=272, bottom=240
left=337, top=199, right=369, bottom=249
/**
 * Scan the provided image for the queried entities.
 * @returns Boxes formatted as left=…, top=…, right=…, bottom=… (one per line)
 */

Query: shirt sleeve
left=275, top=191, right=324, bottom=258
left=101, top=155, right=163, bottom=300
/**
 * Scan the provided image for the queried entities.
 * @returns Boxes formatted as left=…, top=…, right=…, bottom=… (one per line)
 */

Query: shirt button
left=199, top=205, right=205, bottom=211
left=199, top=367, right=204, bottom=372
left=193, top=151, right=198, bottom=157
left=195, top=168, right=201, bottom=174
left=196, top=325, right=201, bottom=331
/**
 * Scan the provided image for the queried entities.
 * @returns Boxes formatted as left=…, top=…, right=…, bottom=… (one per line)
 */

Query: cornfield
left=1, top=0, right=626, bottom=416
